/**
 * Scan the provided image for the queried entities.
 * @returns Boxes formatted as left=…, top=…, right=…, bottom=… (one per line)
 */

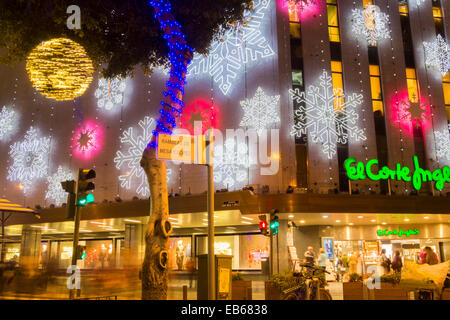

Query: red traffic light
left=259, top=220, right=268, bottom=230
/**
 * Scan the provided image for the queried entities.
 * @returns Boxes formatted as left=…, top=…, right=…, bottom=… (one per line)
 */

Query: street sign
left=157, top=134, right=212, bottom=165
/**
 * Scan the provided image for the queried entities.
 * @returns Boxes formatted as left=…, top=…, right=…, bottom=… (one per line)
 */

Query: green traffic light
left=78, top=198, right=87, bottom=206
left=86, top=193, right=94, bottom=203
left=81, top=252, right=86, bottom=259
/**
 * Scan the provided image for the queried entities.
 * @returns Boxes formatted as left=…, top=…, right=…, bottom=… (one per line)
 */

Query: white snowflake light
left=188, top=0, right=275, bottom=95
left=415, top=0, right=425, bottom=6
left=214, top=139, right=250, bottom=188
left=114, top=116, right=155, bottom=197
left=45, top=166, right=74, bottom=206
left=423, top=34, right=450, bottom=76
left=7, top=127, right=51, bottom=193
left=351, top=4, right=391, bottom=46
left=289, top=70, right=366, bottom=159
left=435, top=130, right=450, bottom=161
left=240, top=87, right=280, bottom=135
left=0, top=106, right=17, bottom=142
left=94, top=77, right=127, bottom=111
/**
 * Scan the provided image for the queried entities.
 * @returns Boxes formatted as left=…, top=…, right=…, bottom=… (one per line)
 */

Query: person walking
left=391, top=250, right=403, bottom=273
left=318, top=248, right=327, bottom=271
left=424, top=246, right=439, bottom=265
left=378, top=249, right=391, bottom=275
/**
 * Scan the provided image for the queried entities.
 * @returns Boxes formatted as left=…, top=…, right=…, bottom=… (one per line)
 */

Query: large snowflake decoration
left=240, top=87, right=280, bottom=135
left=435, top=130, right=450, bottom=161
left=45, top=166, right=74, bottom=206
left=214, top=139, right=250, bottom=188
left=114, top=116, right=155, bottom=197
left=0, top=106, right=18, bottom=142
left=7, top=127, right=51, bottom=193
left=415, top=0, right=425, bottom=6
left=423, top=34, right=450, bottom=76
left=398, top=95, right=430, bottom=128
left=351, top=4, right=391, bottom=46
left=94, top=77, right=127, bottom=111
left=188, top=0, right=275, bottom=95
left=289, top=70, right=366, bottom=159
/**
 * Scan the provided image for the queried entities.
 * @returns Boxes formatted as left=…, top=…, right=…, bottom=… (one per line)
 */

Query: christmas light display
left=239, top=87, right=280, bottom=135
left=286, top=0, right=319, bottom=21
left=415, top=0, right=425, bottom=6
left=435, top=129, right=450, bottom=161
left=94, top=77, right=127, bottom=111
left=45, top=166, right=74, bottom=206
left=214, top=138, right=250, bottom=188
left=72, top=121, right=103, bottom=160
left=26, top=38, right=94, bottom=101
left=290, top=70, right=366, bottom=159
left=351, top=4, right=391, bottom=46
left=180, top=99, right=218, bottom=134
left=188, top=0, right=275, bottom=96
left=0, top=106, right=17, bottom=142
left=148, top=0, right=193, bottom=148
left=423, top=34, right=450, bottom=76
left=398, top=95, right=430, bottom=129
left=114, top=116, right=155, bottom=197
left=7, top=127, right=51, bottom=193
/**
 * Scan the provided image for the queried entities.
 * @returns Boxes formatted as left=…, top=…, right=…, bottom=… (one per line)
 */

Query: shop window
left=399, top=3, right=409, bottom=16
left=406, top=68, right=419, bottom=103
left=168, top=236, right=192, bottom=271
left=288, top=1, right=300, bottom=23
left=331, top=61, right=344, bottom=111
left=290, top=22, right=301, bottom=39
left=327, top=0, right=340, bottom=43
left=370, top=65, right=384, bottom=115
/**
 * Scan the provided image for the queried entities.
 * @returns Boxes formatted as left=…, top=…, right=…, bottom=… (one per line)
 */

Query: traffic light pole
left=207, top=163, right=215, bottom=300
left=269, top=232, right=273, bottom=278
left=69, top=172, right=81, bottom=300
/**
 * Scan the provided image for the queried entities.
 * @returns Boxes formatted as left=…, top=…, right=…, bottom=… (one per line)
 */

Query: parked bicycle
left=282, top=263, right=332, bottom=300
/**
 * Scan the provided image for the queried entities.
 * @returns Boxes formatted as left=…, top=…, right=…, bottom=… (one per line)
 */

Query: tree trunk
left=140, top=146, right=171, bottom=300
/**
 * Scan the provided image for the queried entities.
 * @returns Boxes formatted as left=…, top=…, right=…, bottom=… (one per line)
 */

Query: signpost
left=158, top=133, right=215, bottom=299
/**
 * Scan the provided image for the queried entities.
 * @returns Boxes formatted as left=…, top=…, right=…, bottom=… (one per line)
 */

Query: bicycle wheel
left=283, top=292, right=299, bottom=300
left=319, top=288, right=332, bottom=300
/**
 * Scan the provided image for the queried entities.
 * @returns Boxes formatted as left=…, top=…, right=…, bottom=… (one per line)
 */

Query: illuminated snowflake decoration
left=166, top=168, right=172, bottom=184
left=0, top=106, right=18, bottom=142
left=423, top=34, right=450, bottom=76
left=398, top=96, right=430, bottom=128
left=7, top=127, right=51, bottom=193
left=240, top=87, right=280, bottom=135
left=351, top=4, right=391, bottom=46
left=114, top=116, right=155, bottom=197
left=415, top=0, right=425, bottom=6
left=289, top=70, right=366, bottom=159
left=94, top=77, right=127, bottom=111
left=435, top=130, right=450, bottom=161
left=188, top=0, right=275, bottom=95
left=45, top=166, right=74, bottom=206
left=214, top=139, right=250, bottom=188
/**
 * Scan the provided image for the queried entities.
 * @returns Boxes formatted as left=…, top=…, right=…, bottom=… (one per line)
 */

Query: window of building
left=331, top=61, right=344, bottom=111
left=443, top=73, right=450, bottom=121
left=369, top=65, right=384, bottom=115
left=406, top=68, right=419, bottom=103
left=399, top=2, right=409, bottom=16
left=327, top=0, right=340, bottom=42
left=168, top=236, right=192, bottom=271
left=289, top=0, right=300, bottom=23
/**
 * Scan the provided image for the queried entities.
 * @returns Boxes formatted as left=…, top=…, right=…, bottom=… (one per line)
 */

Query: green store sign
left=344, top=156, right=450, bottom=191
left=377, top=228, right=420, bottom=238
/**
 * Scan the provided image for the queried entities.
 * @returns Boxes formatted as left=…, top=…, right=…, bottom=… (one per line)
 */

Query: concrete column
left=123, top=223, right=145, bottom=267
left=338, top=0, right=379, bottom=193
left=300, top=1, right=339, bottom=193
left=374, top=0, right=416, bottom=195
left=19, top=225, right=41, bottom=268
left=408, top=0, right=450, bottom=193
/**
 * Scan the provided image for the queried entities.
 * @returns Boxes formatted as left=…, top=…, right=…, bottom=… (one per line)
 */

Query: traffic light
left=76, top=245, right=87, bottom=260
left=61, top=180, right=76, bottom=220
left=270, top=209, right=279, bottom=236
left=259, top=215, right=269, bottom=236
left=77, top=169, right=96, bottom=206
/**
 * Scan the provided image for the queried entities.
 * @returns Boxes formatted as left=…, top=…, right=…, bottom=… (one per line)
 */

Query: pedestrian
left=335, top=252, right=344, bottom=282
left=424, top=246, right=439, bottom=265
left=318, top=248, right=327, bottom=271
left=304, top=246, right=316, bottom=266
left=391, top=250, right=403, bottom=273
left=378, top=249, right=391, bottom=275
left=185, top=258, right=196, bottom=288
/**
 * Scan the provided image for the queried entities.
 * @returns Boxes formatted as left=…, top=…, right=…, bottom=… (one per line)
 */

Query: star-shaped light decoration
left=72, top=121, right=103, bottom=160
left=180, top=100, right=218, bottom=135
left=398, top=94, right=430, bottom=129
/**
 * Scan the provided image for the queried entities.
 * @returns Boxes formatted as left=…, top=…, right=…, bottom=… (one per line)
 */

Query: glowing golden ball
left=26, top=38, right=94, bottom=101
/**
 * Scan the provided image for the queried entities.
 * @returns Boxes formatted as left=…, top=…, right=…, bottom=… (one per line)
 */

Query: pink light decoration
left=391, top=91, right=431, bottom=135
left=71, top=120, right=103, bottom=160
left=179, top=99, right=219, bottom=135
left=282, top=0, right=321, bottom=22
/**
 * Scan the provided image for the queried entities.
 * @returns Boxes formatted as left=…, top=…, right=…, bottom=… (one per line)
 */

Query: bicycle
left=282, top=264, right=332, bottom=300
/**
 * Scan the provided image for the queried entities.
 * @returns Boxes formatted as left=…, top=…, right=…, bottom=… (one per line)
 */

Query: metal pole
left=276, top=233, right=279, bottom=274
left=269, top=232, right=273, bottom=278
left=207, top=163, right=215, bottom=300
left=1, top=211, right=5, bottom=263
left=69, top=170, right=81, bottom=299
